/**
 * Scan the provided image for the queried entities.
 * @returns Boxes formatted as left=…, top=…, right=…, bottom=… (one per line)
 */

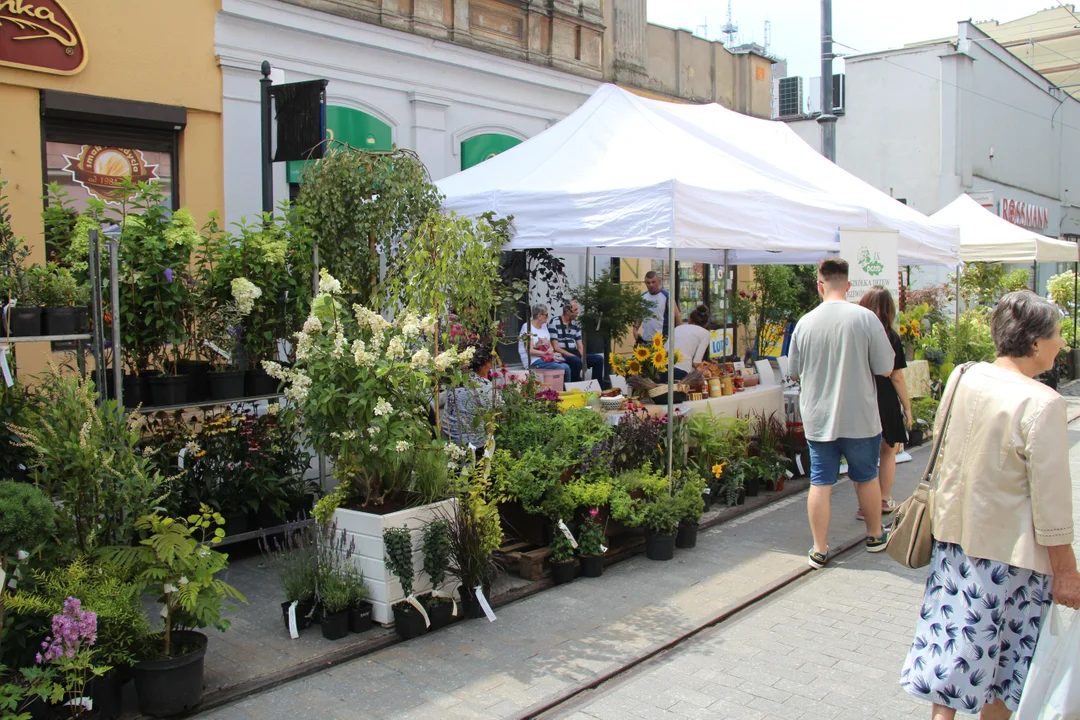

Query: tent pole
left=954, top=267, right=960, bottom=320
left=722, top=250, right=730, bottom=355
left=667, top=246, right=676, bottom=485
left=583, top=246, right=591, bottom=375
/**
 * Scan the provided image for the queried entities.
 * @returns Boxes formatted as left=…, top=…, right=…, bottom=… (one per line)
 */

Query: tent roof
left=931, top=194, right=1077, bottom=264
left=437, top=84, right=960, bottom=266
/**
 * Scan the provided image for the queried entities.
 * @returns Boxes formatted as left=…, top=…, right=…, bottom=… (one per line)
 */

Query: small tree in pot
left=577, top=509, right=606, bottom=578
left=674, top=473, right=706, bottom=549
left=421, top=520, right=455, bottom=629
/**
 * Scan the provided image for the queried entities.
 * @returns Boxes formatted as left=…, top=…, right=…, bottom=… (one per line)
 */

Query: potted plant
left=571, top=268, right=652, bottom=382
left=317, top=566, right=352, bottom=641
left=421, top=520, right=455, bottom=630
left=610, top=465, right=681, bottom=561
left=0, top=481, right=56, bottom=656
left=909, top=397, right=939, bottom=446
left=31, top=264, right=90, bottom=337
left=549, top=526, right=577, bottom=585
left=577, top=509, right=606, bottom=578
left=383, top=526, right=428, bottom=639
left=31, top=597, right=111, bottom=719
left=344, top=565, right=372, bottom=634
left=260, top=526, right=318, bottom=635
left=101, top=506, right=245, bottom=718
left=742, top=456, right=770, bottom=497
left=439, top=450, right=502, bottom=620
left=0, top=178, right=41, bottom=336
left=675, top=473, right=707, bottom=549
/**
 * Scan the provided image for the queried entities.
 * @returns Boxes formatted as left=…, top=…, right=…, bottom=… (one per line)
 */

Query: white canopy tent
left=931, top=194, right=1078, bottom=264
left=437, top=84, right=960, bottom=267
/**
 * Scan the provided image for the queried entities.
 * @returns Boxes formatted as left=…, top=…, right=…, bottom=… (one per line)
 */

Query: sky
left=646, top=1, right=1069, bottom=80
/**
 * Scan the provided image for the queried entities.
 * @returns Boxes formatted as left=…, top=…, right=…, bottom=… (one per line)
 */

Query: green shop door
left=461, top=133, right=522, bottom=171
left=287, top=106, right=393, bottom=183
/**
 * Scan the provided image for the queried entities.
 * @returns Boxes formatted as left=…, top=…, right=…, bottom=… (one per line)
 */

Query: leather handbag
left=885, top=362, right=974, bottom=569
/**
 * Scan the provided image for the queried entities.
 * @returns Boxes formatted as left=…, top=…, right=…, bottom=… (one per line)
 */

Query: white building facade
left=787, top=22, right=1080, bottom=291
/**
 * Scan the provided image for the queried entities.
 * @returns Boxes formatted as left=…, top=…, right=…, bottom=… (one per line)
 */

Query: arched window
left=287, top=106, right=393, bottom=183
left=460, top=133, right=523, bottom=171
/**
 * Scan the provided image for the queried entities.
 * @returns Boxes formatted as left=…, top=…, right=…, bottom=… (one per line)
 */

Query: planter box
left=333, top=499, right=456, bottom=625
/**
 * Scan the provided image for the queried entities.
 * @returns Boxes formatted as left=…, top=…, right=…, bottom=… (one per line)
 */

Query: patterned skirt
left=900, top=541, right=1053, bottom=712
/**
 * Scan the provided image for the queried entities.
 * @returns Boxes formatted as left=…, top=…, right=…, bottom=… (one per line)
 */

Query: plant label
left=784, top=470, right=794, bottom=479
left=557, top=519, right=578, bottom=549
left=288, top=601, right=300, bottom=640
left=600, top=544, right=608, bottom=554
left=474, top=586, right=497, bottom=622
left=0, top=346, right=12, bottom=388
left=407, top=595, right=431, bottom=628
left=203, top=339, right=232, bottom=361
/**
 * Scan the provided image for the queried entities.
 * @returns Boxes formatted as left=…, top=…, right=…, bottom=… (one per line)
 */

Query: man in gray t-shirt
left=788, top=258, right=895, bottom=570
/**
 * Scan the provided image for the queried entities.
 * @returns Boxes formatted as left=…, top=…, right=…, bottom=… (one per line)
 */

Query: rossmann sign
left=1000, top=197, right=1049, bottom=230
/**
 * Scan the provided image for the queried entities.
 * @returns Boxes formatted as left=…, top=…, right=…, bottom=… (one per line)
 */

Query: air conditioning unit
left=778, top=76, right=804, bottom=118
left=807, top=74, right=845, bottom=115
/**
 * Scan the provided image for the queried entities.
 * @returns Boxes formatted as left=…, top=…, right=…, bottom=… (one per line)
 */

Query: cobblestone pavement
left=550, top=426, right=1080, bottom=720
left=194, top=447, right=931, bottom=720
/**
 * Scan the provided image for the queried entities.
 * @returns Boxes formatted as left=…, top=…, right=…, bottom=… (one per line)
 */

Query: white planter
left=332, top=498, right=456, bottom=625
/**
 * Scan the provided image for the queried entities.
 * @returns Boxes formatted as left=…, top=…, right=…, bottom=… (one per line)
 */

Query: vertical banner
left=839, top=228, right=899, bottom=303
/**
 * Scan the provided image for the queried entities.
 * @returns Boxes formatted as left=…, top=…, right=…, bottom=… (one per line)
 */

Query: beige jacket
left=931, top=362, right=1074, bottom=576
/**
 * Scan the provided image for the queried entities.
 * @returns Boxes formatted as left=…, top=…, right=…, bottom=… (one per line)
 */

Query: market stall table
left=599, top=384, right=784, bottom=424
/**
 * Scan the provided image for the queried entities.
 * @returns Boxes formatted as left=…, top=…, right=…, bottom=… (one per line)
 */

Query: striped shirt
left=548, top=316, right=582, bottom=354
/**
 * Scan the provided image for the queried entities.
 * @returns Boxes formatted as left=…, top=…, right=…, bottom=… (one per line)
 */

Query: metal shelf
left=217, top=517, right=314, bottom=546
left=135, top=393, right=284, bottom=414
left=0, top=334, right=92, bottom=344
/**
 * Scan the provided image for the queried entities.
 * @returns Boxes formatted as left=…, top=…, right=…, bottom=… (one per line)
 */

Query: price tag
left=0, top=346, right=13, bottom=387
left=474, top=586, right=496, bottom=622
left=287, top=601, right=300, bottom=639
left=556, top=519, right=578, bottom=549
left=407, top=595, right=431, bottom=628
left=599, top=544, right=608, bottom=554
left=784, top=470, right=794, bottom=479
left=202, top=339, right=232, bottom=361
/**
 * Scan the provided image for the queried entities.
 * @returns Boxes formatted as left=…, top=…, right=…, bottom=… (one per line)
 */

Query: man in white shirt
left=788, top=258, right=895, bottom=570
left=634, top=271, right=681, bottom=344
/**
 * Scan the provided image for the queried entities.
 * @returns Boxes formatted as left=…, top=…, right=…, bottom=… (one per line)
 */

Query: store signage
left=0, top=0, right=86, bottom=75
left=999, top=197, right=1049, bottom=230
left=839, top=228, right=899, bottom=303
left=967, top=190, right=994, bottom=209
left=61, top=146, right=159, bottom=203
left=709, top=328, right=733, bottom=357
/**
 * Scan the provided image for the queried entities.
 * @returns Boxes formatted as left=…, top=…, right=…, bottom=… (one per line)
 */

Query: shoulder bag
left=884, top=362, right=974, bottom=569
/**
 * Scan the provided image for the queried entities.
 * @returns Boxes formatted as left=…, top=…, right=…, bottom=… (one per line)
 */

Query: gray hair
left=990, top=290, right=1059, bottom=358
left=530, top=303, right=549, bottom=320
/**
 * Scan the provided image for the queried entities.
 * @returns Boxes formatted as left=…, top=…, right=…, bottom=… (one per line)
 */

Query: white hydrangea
left=395, top=440, right=410, bottom=453
left=420, top=315, right=437, bottom=334
left=369, top=444, right=379, bottom=453
left=266, top=403, right=280, bottom=416
left=410, top=348, right=431, bottom=370
left=367, top=425, right=380, bottom=436
left=401, top=313, right=422, bottom=338
left=284, top=372, right=312, bottom=403
left=459, top=346, right=476, bottom=366
left=302, top=315, right=323, bottom=335
left=433, top=349, right=458, bottom=372
left=444, top=443, right=467, bottom=461
left=386, top=336, right=405, bottom=360
left=331, top=330, right=347, bottom=359
left=352, top=339, right=373, bottom=367
left=374, top=398, right=393, bottom=417
left=262, top=361, right=287, bottom=380
left=294, top=331, right=314, bottom=361
left=318, top=268, right=342, bottom=295
left=231, top=277, right=263, bottom=316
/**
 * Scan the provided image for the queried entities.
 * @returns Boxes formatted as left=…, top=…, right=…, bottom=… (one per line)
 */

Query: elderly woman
left=440, top=337, right=501, bottom=448
left=517, top=303, right=571, bottom=382
left=900, top=291, right=1080, bottom=719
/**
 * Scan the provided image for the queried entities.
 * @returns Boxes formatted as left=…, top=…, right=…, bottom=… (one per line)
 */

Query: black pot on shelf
left=222, top=511, right=248, bottom=538
left=644, top=531, right=676, bottom=561
left=348, top=601, right=373, bottom=633
left=121, top=372, right=158, bottom=409
left=676, top=523, right=698, bottom=549
left=392, top=602, right=429, bottom=639
left=42, top=306, right=80, bottom=336
left=176, top=361, right=211, bottom=403
left=208, top=369, right=246, bottom=401
left=147, top=374, right=189, bottom=408
left=73, top=306, right=89, bottom=333
left=6, top=306, right=41, bottom=337
left=321, top=610, right=350, bottom=641
left=87, top=668, right=127, bottom=720
left=580, top=555, right=604, bottom=578
left=245, top=366, right=280, bottom=397
left=744, top=476, right=761, bottom=497
left=131, top=631, right=208, bottom=718
left=551, top=559, right=576, bottom=585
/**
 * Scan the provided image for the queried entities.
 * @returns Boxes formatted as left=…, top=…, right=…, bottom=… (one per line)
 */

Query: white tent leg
left=667, top=246, right=675, bottom=483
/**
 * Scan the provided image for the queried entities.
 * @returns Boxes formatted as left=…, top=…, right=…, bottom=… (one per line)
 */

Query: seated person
left=549, top=300, right=606, bottom=387
left=440, top=338, right=501, bottom=447
left=660, top=304, right=713, bottom=383
left=517, top=303, right=571, bottom=382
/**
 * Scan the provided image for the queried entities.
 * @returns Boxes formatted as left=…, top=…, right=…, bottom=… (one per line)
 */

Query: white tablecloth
left=602, top=385, right=785, bottom=423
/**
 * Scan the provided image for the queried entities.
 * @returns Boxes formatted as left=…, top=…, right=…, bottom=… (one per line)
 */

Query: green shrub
left=912, top=398, right=940, bottom=428
left=0, top=481, right=56, bottom=557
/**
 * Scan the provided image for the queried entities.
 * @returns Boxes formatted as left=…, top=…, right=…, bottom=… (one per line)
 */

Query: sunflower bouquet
left=610, top=333, right=683, bottom=381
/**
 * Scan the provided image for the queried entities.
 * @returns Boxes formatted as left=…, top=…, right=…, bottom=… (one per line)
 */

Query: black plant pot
left=208, top=369, right=246, bottom=401
left=281, top=597, right=316, bottom=633
left=908, top=429, right=925, bottom=447
left=745, top=476, right=761, bottom=497
left=6, top=306, right=41, bottom=337
left=222, top=511, right=248, bottom=538
left=580, top=555, right=604, bottom=578
left=147, top=374, right=189, bottom=408
left=551, top=559, right=576, bottom=585
left=736, top=488, right=746, bottom=505
left=348, top=601, right=373, bottom=633
left=701, top=488, right=713, bottom=511
left=121, top=372, right=157, bottom=409
left=676, top=523, right=698, bottom=549
left=321, top=610, right=350, bottom=641
left=176, top=361, right=211, bottom=403
left=423, top=597, right=455, bottom=630
left=392, top=602, right=429, bottom=639
left=42, top=306, right=80, bottom=336
left=131, top=630, right=208, bottom=718
left=457, top=585, right=491, bottom=619
left=254, top=504, right=285, bottom=530
left=87, top=669, right=126, bottom=720
left=245, top=367, right=280, bottom=397
left=644, top=531, right=676, bottom=561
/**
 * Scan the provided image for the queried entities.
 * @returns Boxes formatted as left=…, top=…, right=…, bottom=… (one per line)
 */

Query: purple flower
left=37, top=596, right=97, bottom=665
left=164, top=268, right=174, bottom=283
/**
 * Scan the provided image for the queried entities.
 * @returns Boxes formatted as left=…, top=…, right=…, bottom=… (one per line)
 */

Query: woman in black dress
left=858, top=287, right=912, bottom=520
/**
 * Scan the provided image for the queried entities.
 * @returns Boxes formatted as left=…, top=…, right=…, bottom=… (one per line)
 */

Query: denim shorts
left=807, top=434, right=882, bottom=486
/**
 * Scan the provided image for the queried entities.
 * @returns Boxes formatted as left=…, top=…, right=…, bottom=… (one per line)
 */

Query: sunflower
left=634, top=345, right=652, bottom=362
left=653, top=348, right=669, bottom=370
left=898, top=324, right=908, bottom=336
left=674, top=348, right=684, bottom=363
left=651, top=333, right=664, bottom=350
left=626, top=358, right=642, bottom=375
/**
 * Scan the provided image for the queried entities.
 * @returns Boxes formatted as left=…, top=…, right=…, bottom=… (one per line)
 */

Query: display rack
left=135, top=393, right=284, bottom=415
left=217, top=517, right=316, bottom=547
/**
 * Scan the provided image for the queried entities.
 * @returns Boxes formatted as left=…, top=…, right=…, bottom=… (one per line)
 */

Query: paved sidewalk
left=195, top=447, right=930, bottom=720
left=551, top=426, right=1080, bottom=720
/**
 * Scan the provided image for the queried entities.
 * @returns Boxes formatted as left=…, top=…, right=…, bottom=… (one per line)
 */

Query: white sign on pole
left=838, top=228, right=899, bottom=303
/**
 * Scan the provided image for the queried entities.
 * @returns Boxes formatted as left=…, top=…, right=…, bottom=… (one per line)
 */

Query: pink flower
left=589, top=508, right=599, bottom=518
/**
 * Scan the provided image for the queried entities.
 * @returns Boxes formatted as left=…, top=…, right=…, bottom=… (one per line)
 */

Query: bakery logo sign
left=1000, top=197, right=1049, bottom=230
left=62, top=146, right=159, bottom=203
left=0, top=0, right=86, bottom=75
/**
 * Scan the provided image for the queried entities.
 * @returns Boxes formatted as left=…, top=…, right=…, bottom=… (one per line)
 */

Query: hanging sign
left=839, top=228, right=899, bottom=303
left=0, top=0, right=87, bottom=75
left=62, top=146, right=159, bottom=203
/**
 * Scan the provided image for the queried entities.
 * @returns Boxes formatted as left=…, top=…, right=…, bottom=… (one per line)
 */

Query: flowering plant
left=577, top=509, right=606, bottom=556
left=271, top=271, right=475, bottom=516
left=897, top=303, right=928, bottom=354
left=34, top=597, right=110, bottom=718
left=609, top=333, right=683, bottom=382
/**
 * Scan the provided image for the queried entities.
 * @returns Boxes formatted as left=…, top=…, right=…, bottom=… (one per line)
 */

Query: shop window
left=460, top=133, right=523, bottom=170
left=287, top=106, right=392, bottom=183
